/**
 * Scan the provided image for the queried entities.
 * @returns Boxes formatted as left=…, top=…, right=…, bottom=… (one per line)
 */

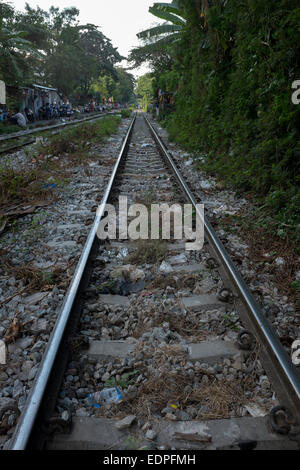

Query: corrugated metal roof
left=32, top=84, right=58, bottom=92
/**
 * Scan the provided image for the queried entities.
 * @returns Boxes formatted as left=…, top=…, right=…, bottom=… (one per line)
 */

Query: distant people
left=25, top=107, right=35, bottom=123
left=53, top=103, right=60, bottom=119
left=155, top=102, right=159, bottom=118
left=38, top=105, right=46, bottom=120
left=11, top=108, right=27, bottom=128
left=0, top=105, right=9, bottom=121
left=45, top=103, right=51, bottom=120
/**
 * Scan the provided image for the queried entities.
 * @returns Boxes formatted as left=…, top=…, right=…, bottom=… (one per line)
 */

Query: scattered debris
left=115, top=415, right=136, bottom=430
left=0, top=340, right=6, bottom=365
left=4, top=317, right=21, bottom=344
left=168, top=253, right=187, bottom=265
left=173, top=431, right=212, bottom=443
left=159, top=261, right=173, bottom=274
left=244, top=403, right=268, bottom=418
left=112, top=265, right=145, bottom=283
left=87, top=387, right=123, bottom=408
left=0, top=200, right=50, bottom=219
left=145, top=429, right=157, bottom=440
left=117, top=248, right=129, bottom=260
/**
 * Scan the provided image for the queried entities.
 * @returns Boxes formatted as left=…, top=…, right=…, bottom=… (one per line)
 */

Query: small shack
left=23, top=84, right=63, bottom=118
left=6, top=83, right=63, bottom=118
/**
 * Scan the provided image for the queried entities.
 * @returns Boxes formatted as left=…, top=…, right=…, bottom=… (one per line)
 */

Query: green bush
left=121, top=109, right=131, bottom=119
left=42, top=116, right=121, bottom=155
left=154, top=0, right=300, bottom=235
left=0, top=123, right=20, bottom=135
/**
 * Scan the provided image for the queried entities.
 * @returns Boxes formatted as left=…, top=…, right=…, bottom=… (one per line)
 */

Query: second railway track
left=7, top=113, right=300, bottom=450
left=0, top=111, right=117, bottom=154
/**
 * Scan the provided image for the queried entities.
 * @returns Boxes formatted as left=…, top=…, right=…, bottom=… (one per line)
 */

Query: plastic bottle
left=86, top=387, right=123, bottom=408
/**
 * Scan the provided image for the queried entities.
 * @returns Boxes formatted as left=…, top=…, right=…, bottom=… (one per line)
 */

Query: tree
left=6, top=4, right=124, bottom=98
left=44, top=14, right=123, bottom=97
left=136, top=73, right=154, bottom=109
left=0, top=1, right=40, bottom=84
left=128, top=1, right=186, bottom=72
left=77, top=24, right=123, bottom=96
left=137, top=1, right=186, bottom=42
left=91, top=68, right=135, bottom=105
left=138, top=0, right=300, bottom=230
left=111, top=68, right=135, bottom=104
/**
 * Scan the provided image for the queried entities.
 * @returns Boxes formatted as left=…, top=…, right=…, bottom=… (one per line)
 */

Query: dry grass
left=218, top=215, right=300, bottom=308
left=245, top=226, right=300, bottom=306
left=98, top=370, right=246, bottom=421
left=148, top=273, right=202, bottom=290
left=131, top=306, right=208, bottom=342
left=0, top=249, right=75, bottom=298
left=0, top=167, right=52, bottom=208
left=137, top=373, right=245, bottom=420
left=126, top=239, right=167, bottom=265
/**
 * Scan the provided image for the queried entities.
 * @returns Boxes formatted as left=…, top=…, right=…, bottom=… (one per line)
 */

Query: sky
left=10, top=0, right=160, bottom=77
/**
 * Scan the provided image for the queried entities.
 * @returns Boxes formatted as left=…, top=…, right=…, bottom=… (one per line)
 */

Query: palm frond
left=149, top=6, right=186, bottom=26
left=151, top=2, right=186, bottom=20
left=137, top=23, right=181, bottom=40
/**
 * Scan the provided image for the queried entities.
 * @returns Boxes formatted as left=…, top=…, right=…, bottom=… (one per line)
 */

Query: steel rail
left=144, top=114, right=300, bottom=414
left=0, top=139, right=36, bottom=154
left=9, top=114, right=136, bottom=450
left=0, top=111, right=116, bottom=143
left=0, top=111, right=110, bottom=153
left=8, top=112, right=299, bottom=449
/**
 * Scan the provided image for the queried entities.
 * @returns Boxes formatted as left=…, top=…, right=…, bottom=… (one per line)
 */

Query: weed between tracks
left=131, top=307, right=208, bottom=342
left=126, top=240, right=167, bottom=265
left=97, top=369, right=246, bottom=422
left=148, top=272, right=203, bottom=290
left=136, top=374, right=245, bottom=420
left=91, top=339, right=263, bottom=422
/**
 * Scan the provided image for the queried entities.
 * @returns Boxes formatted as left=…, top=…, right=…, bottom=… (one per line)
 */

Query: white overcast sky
left=10, top=0, right=160, bottom=77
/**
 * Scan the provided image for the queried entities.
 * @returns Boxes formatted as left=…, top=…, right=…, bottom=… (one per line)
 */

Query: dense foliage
left=91, top=68, right=136, bottom=105
left=0, top=2, right=135, bottom=103
left=132, top=0, right=300, bottom=236
left=136, top=73, right=154, bottom=109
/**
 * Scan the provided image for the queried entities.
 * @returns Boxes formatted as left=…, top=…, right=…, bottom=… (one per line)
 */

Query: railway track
left=6, top=113, right=300, bottom=450
left=0, top=111, right=116, bottom=154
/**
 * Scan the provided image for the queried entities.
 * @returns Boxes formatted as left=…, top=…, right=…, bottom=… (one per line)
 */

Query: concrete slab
left=87, top=339, right=238, bottom=363
left=106, top=241, right=186, bottom=252
left=172, top=263, right=205, bottom=273
left=47, top=241, right=77, bottom=249
left=69, top=210, right=91, bottom=216
left=187, top=340, right=240, bottom=362
left=167, top=242, right=186, bottom=252
left=88, top=341, right=135, bottom=361
left=181, top=295, right=225, bottom=312
left=157, top=417, right=299, bottom=450
left=46, top=417, right=128, bottom=450
left=57, top=224, right=83, bottom=231
left=46, top=416, right=298, bottom=450
left=99, top=294, right=130, bottom=307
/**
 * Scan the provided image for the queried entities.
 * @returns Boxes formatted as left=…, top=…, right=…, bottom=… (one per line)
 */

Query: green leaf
left=149, top=6, right=186, bottom=26
left=137, top=23, right=182, bottom=39
left=151, top=1, right=185, bottom=18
